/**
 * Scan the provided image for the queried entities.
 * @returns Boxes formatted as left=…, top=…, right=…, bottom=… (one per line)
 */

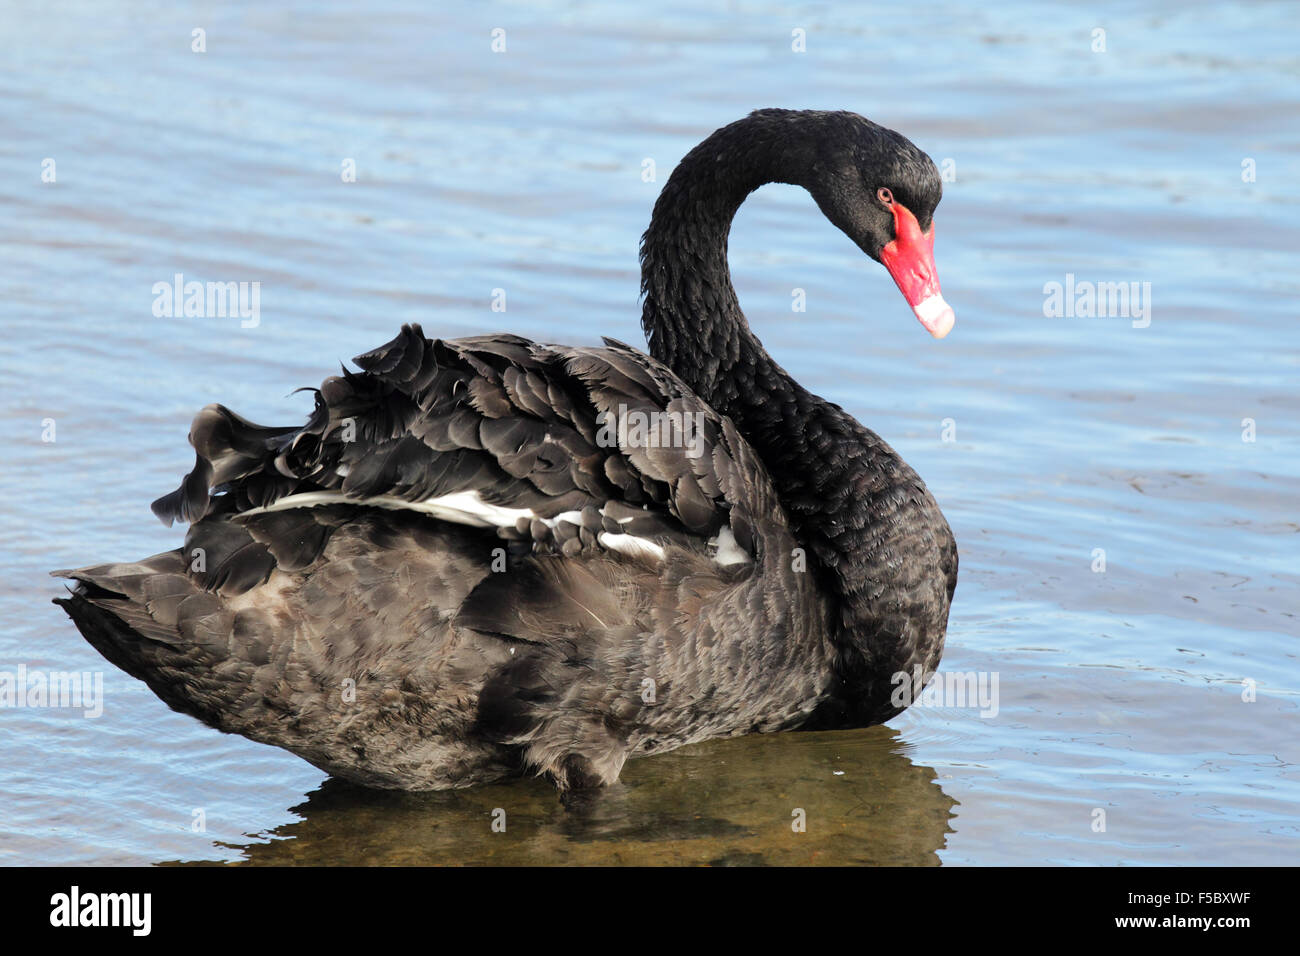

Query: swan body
left=56, top=109, right=957, bottom=792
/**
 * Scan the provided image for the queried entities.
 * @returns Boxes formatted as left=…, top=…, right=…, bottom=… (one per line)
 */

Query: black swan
left=55, top=109, right=957, bottom=793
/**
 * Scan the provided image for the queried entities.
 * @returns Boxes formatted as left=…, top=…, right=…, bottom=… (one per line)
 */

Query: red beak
left=879, top=201, right=954, bottom=338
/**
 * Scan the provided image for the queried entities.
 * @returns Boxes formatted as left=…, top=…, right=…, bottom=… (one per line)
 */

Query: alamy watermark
left=1043, top=273, right=1150, bottom=328
left=152, top=273, right=260, bottom=328
left=595, top=403, right=705, bottom=459
left=0, top=664, right=104, bottom=718
left=50, top=886, right=150, bottom=936
left=891, top=666, right=999, bottom=718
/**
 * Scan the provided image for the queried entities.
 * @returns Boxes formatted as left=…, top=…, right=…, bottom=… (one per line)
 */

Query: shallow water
left=1, top=1, right=1297, bottom=865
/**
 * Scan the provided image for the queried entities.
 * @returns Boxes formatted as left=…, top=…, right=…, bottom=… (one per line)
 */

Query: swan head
left=798, top=112, right=954, bottom=339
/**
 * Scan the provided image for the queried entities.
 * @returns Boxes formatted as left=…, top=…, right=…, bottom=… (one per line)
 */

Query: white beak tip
left=913, top=294, right=955, bottom=339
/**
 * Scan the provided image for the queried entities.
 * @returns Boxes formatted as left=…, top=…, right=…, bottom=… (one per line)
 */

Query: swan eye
left=876, top=187, right=894, bottom=206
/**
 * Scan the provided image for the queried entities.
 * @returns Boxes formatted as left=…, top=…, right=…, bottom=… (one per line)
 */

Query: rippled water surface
left=2, top=1, right=1297, bottom=865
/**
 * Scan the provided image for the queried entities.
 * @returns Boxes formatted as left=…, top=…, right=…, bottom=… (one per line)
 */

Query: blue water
left=1, top=1, right=1297, bottom=864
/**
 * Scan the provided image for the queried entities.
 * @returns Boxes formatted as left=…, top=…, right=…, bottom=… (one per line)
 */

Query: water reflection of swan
left=168, top=727, right=954, bottom=866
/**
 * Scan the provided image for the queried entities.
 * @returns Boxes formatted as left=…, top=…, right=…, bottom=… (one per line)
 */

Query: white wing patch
left=708, top=525, right=752, bottom=566
left=237, top=489, right=535, bottom=528
left=239, top=489, right=745, bottom=566
left=596, top=532, right=666, bottom=562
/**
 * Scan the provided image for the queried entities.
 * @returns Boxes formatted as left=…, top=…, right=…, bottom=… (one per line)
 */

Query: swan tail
left=52, top=551, right=238, bottom=729
left=51, top=500, right=366, bottom=728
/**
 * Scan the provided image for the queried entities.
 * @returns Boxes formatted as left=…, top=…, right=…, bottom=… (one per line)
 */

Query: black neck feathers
left=639, top=109, right=956, bottom=725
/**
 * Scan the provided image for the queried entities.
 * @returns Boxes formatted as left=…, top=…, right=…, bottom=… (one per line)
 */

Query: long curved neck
left=639, top=114, right=807, bottom=416
left=639, top=113, right=956, bottom=726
